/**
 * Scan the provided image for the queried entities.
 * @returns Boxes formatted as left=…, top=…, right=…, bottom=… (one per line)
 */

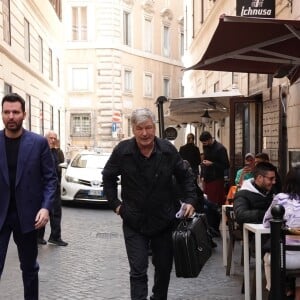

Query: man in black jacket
left=199, top=131, right=229, bottom=206
left=102, top=108, right=197, bottom=300
left=234, top=162, right=277, bottom=226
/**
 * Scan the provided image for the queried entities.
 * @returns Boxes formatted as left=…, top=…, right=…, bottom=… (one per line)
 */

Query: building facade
left=63, top=0, right=185, bottom=157
left=0, top=0, right=64, bottom=141
left=182, top=0, right=300, bottom=182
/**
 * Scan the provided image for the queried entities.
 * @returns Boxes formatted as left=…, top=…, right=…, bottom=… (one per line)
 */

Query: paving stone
left=1, top=205, right=248, bottom=299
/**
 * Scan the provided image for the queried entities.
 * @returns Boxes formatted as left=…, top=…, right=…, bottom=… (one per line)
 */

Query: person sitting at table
left=255, top=152, right=282, bottom=194
left=263, top=166, right=300, bottom=300
left=233, top=162, right=277, bottom=227
left=235, top=152, right=255, bottom=187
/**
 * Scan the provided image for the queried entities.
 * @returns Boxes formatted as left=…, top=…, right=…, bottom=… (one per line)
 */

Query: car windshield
left=71, top=154, right=109, bottom=169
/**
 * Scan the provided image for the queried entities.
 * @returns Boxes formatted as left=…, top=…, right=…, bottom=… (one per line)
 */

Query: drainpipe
left=279, top=85, right=288, bottom=179
left=156, top=96, right=167, bottom=138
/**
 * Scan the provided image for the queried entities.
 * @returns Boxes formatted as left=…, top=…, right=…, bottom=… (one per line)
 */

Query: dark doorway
left=229, top=95, right=262, bottom=185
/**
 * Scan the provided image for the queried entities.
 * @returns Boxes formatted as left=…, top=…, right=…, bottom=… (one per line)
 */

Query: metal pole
left=269, top=204, right=285, bottom=300
left=155, top=96, right=167, bottom=138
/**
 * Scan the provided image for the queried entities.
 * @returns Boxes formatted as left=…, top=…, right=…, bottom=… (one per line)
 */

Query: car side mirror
left=59, top=162, right=68, bottom=169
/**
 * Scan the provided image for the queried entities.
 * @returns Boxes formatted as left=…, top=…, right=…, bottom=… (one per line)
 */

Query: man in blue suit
left=0, top=93, right=57, bottom=299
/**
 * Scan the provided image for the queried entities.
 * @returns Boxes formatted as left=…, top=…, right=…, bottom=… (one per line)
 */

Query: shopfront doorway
left=229, top=95, right=263, bottom=185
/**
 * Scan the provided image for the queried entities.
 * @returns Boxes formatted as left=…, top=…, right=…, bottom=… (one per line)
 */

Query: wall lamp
left=201, top=109, right=212, bottom=123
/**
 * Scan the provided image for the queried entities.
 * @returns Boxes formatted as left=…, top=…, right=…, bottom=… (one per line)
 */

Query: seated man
left=234, top=162, right=277, bottom=227
left=255, top=152, right=282, bottom=194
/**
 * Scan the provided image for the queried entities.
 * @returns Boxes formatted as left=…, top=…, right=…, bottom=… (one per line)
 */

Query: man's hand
left=183, top=204, right=195, bottom=218
left=35, top=208, right=49, bottom=229
left=202, top=159, right=213, bottom=166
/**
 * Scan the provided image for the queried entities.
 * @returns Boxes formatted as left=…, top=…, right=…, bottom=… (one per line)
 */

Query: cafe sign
left=237, top=0, right=275, bottom=18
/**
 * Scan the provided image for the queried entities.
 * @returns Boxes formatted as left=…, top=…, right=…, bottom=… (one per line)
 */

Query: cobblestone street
left=1, top=205, right=246, bottom=300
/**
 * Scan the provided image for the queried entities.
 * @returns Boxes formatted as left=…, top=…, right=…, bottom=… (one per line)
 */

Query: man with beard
left=234, top=162, right=277, bottom=226
left=0, top=93, right=57, bottom=299
left=199, top=131, right=230, bottom=207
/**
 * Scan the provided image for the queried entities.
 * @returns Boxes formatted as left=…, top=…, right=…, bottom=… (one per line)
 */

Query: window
left=163, top=78, right=170, bottom=97
left=3, top=0, right=11, bottom=45
left=49, top=48, right=53, bottom=81
left=123, top=11, right=131, bottom=46
left=4, top=83, right=12, bottom=94
left=144, top=73, right=153, bottom=97
left=214, top=81, right=220, bottom=92
left=50, top=105, right=54, bottom=130
left=24, top=19, right=30, bottom=62
left=25, top=94, right=31, bottom=130
left=163, top=26, right=170, bottom=57
left=72, top=6, right=87, bottom=41
left=57, top=58, right=60, bottom=87
left=58, top=109, right=61, bottom=138
left=71, top=113, right=91, bottom=137
left=232, top=72, right=239, bottom=87
left=180, top=32, right=184, bottom=56
left=72, top=67, right=89, bottom=91
left=144, top=18, right=152, bottom=52
left=124, top=69, right=132, bottom=93
left=38, top=36, right=43, bottom=73
left=180, top=82, right=184, bottom=97
left=39, top=101, right=44, bottom=136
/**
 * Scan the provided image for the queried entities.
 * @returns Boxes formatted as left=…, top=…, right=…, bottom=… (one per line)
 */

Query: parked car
left=60, top=151, right=120, bottom=205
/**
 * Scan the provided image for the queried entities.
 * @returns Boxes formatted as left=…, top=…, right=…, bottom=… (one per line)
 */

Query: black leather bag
left=172, top=213, right=212, bottom=278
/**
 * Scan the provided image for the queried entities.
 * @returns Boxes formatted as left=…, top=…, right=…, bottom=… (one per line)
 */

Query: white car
left=60, top=151, right=120, bottom=204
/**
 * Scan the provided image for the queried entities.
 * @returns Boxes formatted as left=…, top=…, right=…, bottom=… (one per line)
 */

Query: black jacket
left=233, top=179, right=274, bottom=226
left=179, top=143, right=201, bottom=175
left=102, top=137, right=198, bottom=236
left=201, top=140, right=229, bottom=182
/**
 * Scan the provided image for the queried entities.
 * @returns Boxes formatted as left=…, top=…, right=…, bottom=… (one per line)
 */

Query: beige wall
left=0, top=0, right=65, bottom=143
left=63, top=0, right=184, bottom=156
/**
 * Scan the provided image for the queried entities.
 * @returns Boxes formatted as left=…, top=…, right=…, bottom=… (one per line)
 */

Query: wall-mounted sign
left=237, top=0, right=275, bottom=18
left=164, top=127, right=178, bottom=141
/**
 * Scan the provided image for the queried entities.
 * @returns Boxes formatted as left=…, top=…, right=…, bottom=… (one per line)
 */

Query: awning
left=165, top=89, right=243, bottom=125
left=185, top=15, right=300, bottom=84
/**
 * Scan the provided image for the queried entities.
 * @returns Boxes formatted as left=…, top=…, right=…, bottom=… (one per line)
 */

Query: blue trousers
left=123, top=223, right=173, bottom=300
left=0, top=210, right=39, bottom=300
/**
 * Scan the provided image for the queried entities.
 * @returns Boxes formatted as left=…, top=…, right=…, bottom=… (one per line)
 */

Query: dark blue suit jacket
left=0, top=129, right=57, bottom=233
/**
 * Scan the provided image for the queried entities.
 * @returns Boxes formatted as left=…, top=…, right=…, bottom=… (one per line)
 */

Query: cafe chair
left=225, top=205, right=243, bottom=276
left=282, top=228, right=300, bottom=299
left=269, top=222, right=300, bottom=299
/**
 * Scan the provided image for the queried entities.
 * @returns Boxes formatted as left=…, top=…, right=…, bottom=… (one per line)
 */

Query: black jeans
left=0, top=210, right=39, bottom=300
left=123, top=223, right=173, bottom=300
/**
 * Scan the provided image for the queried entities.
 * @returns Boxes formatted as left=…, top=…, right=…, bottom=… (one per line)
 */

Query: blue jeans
left=0, top=210, right=39, bottom=300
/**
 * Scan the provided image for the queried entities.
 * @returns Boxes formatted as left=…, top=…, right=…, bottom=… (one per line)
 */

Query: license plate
left=88, top=189, right=103, bottom=196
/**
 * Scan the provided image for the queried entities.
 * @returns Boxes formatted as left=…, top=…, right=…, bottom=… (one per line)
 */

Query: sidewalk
left=1, top=207, right=247, bottom=299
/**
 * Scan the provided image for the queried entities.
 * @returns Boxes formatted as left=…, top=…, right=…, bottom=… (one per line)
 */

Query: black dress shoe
left=48, top=238, right=68, bottom=246
left=37, top=238, right=47, bottom=245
